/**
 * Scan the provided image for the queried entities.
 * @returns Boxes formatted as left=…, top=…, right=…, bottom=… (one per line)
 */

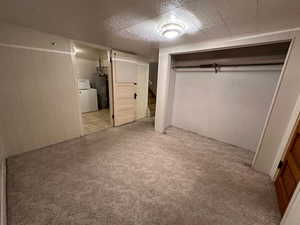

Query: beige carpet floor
left=7, top=119, right=281, bottom=225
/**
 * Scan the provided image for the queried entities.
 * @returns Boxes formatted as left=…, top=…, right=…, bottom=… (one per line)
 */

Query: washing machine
left=78, top=79, right=98, bottom=113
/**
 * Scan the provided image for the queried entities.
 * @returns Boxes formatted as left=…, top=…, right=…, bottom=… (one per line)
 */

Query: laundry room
left=72, top=42, right=112, bottom=135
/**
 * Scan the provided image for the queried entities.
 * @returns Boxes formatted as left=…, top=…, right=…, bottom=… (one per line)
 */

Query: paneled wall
left=0, top=22, right=81, bottom=157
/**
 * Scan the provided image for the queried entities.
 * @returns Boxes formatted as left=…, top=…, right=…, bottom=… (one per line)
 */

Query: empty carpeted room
left=1, top=1, right=300, bottom=225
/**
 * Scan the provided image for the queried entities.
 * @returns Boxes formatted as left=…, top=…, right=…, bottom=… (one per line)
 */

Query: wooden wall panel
left=0, top=45, right=81, bottom=157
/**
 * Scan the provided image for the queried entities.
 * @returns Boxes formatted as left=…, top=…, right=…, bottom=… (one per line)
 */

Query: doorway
left=72, top=42, right=113, bottom=135
left=148, top=63, right=158, bottom=117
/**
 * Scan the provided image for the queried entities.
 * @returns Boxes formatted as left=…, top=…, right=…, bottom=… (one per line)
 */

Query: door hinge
left=277, top=160, right=284, bottom=169
left=112, top=114, right=114, bottom=119
left=110, top=57, right=112, bottom=63
left=134, top=93, right=137, bottom=99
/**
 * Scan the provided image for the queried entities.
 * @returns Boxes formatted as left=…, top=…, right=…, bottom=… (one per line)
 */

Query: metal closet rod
left=173, top=62, right=284, bottom=69
left=174, top=63, right=284, bottom=73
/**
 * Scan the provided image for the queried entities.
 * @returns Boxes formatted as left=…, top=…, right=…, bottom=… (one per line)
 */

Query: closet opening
left=170, top=41, right=291, bottom=155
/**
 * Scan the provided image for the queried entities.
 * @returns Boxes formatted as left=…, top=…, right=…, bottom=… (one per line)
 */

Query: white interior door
left=136, top=64, right=149, bottom=120
left=112, top=51, right=137, bottom=126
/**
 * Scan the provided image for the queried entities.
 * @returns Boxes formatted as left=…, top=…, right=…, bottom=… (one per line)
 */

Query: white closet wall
left=172, top=66, right=281, bottom=151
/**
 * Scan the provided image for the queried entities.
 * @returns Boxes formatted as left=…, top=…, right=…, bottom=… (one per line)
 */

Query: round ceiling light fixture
left=160, top=22, right=185, bottom=40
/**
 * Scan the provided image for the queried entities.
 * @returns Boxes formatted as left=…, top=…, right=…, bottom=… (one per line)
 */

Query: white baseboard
left=1, top=159, right=6, bottom=225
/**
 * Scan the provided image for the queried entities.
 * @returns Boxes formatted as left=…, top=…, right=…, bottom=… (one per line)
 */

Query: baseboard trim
left=1, top=159, right=6, bottom=225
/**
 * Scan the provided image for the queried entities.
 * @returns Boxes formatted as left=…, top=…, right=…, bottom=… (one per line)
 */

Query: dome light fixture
left=159, top=22, right=185, bottom=40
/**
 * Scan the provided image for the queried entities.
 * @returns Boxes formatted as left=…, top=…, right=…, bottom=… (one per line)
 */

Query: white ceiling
left=0, top=0, right=300, bottom=60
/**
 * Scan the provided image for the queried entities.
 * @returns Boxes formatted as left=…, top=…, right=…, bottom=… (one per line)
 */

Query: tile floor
left=81, top=109, right=112, bottom=135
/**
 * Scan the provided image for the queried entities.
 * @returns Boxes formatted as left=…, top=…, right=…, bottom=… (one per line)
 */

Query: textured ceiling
left=0, top=0, right=300, bottom=60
